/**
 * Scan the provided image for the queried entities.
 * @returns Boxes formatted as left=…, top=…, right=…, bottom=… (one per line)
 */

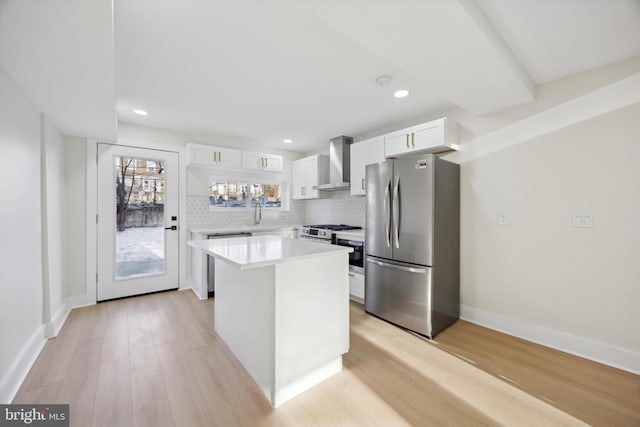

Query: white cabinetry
left=350, top=136, right=385, bottom=196
left=349, top=272, right=365, bottom=302
left=187, top=143, right=242, bottom=169
left=242, top=152, right=284, bottom=173
left=187, top=143, right=283, bottom=173
left=384, top=117, right=457, bottom=158
left=291, top=154, right=329, bottom=200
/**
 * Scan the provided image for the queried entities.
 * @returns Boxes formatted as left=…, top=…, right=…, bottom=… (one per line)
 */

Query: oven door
left=335, top=238, right=364, bottom=274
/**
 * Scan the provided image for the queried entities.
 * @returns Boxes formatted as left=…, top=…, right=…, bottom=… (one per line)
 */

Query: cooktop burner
left=304, top=224, right=362, bottom=231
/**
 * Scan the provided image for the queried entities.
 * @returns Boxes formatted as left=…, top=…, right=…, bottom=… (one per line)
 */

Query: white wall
left=0, top=66, right=70, bottom=402
left=460, top=103, right=640, bottom=370
left=0, top=67, right=45, bottom=402
left=43, top=119, right=67, bottom=328
left=63, top=137, right=87, bottom=298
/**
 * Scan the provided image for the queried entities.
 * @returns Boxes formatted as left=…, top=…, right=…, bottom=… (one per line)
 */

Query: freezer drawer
left=365, top=257, right=432, bottom=337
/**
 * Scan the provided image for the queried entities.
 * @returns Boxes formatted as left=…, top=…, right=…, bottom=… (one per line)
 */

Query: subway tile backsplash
left=304, top=191, right=366, bottom=227
left=186, top=190, right=366, bottom=229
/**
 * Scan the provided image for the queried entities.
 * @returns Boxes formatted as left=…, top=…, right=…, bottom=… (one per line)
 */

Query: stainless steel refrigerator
left=365, top=154, right=459, bottom=338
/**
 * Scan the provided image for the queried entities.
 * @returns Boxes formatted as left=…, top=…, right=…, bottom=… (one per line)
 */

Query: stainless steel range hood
left=314, top=135, right=354, bottom=191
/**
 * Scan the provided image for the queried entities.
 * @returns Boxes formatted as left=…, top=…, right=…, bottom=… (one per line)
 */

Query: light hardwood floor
left=13, top=290, right=640, bottom=426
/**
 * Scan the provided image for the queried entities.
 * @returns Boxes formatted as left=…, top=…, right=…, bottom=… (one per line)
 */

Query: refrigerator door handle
left=393, top=175, right=400, bottom=248
left=367, top=257, right=427, bottom=274
left=385, top=177, right=391, bottom=247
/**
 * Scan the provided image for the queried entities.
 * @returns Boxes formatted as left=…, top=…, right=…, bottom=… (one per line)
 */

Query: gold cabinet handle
left=411, top=132, right=415, bottom=147
left=362, top=178, right=365, bottom=190
left=406, top=134, right=410, bottom=148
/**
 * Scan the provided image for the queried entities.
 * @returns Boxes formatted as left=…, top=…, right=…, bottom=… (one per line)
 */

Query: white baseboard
left=45, top=300, right=72, bottom=338
left=460, top=304, right=640, bottom=375
left=189, top=285, right=206, bottom=300
left=67, top=293, right=95, bottom=309
left=0, top=325, right=47, bottom=404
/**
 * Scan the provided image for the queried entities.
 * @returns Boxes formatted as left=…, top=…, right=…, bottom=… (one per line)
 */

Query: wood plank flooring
left=13, top=290, right=640, bottom=426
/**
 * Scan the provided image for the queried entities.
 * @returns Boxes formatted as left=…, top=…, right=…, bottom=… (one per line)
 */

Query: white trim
left=45, top=300, right=71, bottom=338
left=460, top=304, right=640, bottom=375
left=273, top=357, right=342, bottom=408
left=86, top=139, right=99, bottom=305
left=0, top=325, right=46, bottom=404
left=85, top=138, right=189, bottom=302
left=67, top=293, right=96, bottom=309
left=445, top=72, right=640, bottom=163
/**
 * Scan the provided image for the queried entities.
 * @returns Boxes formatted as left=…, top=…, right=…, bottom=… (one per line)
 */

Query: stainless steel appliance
left=207, top=232, right=251, bottom=297
left=365, top=154, right=459, bottom=338
left=299, top=224, right=362, bottom=244
left=335, top=238, right=364, bottom=274
left=313, top=136, right=354, bottom=191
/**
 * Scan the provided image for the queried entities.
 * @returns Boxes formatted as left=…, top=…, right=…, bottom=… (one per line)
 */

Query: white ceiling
left=1, top=0, right=639, bottom=152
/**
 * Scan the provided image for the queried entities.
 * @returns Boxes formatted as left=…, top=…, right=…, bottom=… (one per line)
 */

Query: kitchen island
left=188, top=235, right=352, bottom=407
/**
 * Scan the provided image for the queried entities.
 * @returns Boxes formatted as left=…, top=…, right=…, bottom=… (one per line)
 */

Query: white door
left=97, top=143, right=179, bottom=301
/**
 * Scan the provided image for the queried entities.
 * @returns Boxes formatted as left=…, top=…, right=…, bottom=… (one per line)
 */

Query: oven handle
left=336, top=239, right=364, bottom=247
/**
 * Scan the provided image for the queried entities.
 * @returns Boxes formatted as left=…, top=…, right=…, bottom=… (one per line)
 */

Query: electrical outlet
left=573, top=213, right=594, bottom=228
left=497, top=211, right=509, bottom=225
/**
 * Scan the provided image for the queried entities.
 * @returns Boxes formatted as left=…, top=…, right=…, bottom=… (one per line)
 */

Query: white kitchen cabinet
left=242, top=151, right=284, bottom=173
left=187, top=143, right=242, bottom=169
left=384, top=117, right=457, bottom=158
left=350, top=136, right=385, bottom=196
left=349, top=272, right=365, bottom=302
left=291, top=154, right=329, bottom=200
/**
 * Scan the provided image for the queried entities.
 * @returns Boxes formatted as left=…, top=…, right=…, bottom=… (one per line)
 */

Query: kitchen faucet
left=254, top=201, right=262, bottom=225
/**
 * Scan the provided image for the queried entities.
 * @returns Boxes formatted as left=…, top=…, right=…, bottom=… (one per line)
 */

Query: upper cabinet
left=186, top=143, right=282, bottom=173
left=291, top=154, right=329, bottom=200
left=384, top=117, right=457, bottom=158
left=242, top=152, right=284, bottom=173
left=187, top=143, right=242, bottom=169
left=350, top=136, right=385, bottom=196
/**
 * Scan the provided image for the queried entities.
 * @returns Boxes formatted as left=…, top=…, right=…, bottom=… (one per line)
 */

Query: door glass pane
left=115, top=156, right=165, bottom=279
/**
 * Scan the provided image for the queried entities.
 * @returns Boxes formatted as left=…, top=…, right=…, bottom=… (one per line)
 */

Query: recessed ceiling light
left=133, top=109, right=148, bottom=116
left=393, top=90, right=409, bottom=98
left=283, top=139, right=293, bottom=144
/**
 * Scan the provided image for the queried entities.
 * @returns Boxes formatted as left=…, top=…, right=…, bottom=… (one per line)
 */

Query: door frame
left=83, top=138, right=187, bottom=306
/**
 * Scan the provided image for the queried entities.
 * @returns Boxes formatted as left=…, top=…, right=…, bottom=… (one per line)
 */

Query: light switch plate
left=573, top=213, right=594, bottom=228
left=498, top=211, right=509, bottom=225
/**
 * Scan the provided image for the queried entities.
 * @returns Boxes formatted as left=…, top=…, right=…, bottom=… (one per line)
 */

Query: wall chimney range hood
left=314, top=135, right=354, bottom=191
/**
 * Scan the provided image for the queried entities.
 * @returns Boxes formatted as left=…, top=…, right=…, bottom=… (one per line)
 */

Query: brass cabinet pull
left=362, top=178, right=365, bottom=190
left=411, top=132, right=415, bottom=147
left=405, top=134, right=409, bottom=148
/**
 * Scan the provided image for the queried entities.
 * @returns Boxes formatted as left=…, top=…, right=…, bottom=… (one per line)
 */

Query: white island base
left=189, top=236, right=351, bottom=407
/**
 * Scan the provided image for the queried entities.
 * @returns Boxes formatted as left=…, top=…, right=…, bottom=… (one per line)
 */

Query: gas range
left=300, top=224, right=362, bottom=242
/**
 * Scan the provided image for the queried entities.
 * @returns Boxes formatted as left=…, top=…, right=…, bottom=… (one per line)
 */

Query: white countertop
left=189, top=225, right=301, bottom=235
left=188, top=235, right=352, bottom=270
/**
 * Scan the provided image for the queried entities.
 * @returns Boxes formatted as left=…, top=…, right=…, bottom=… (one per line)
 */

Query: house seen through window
left=209, top=178, right=283, bottom=209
